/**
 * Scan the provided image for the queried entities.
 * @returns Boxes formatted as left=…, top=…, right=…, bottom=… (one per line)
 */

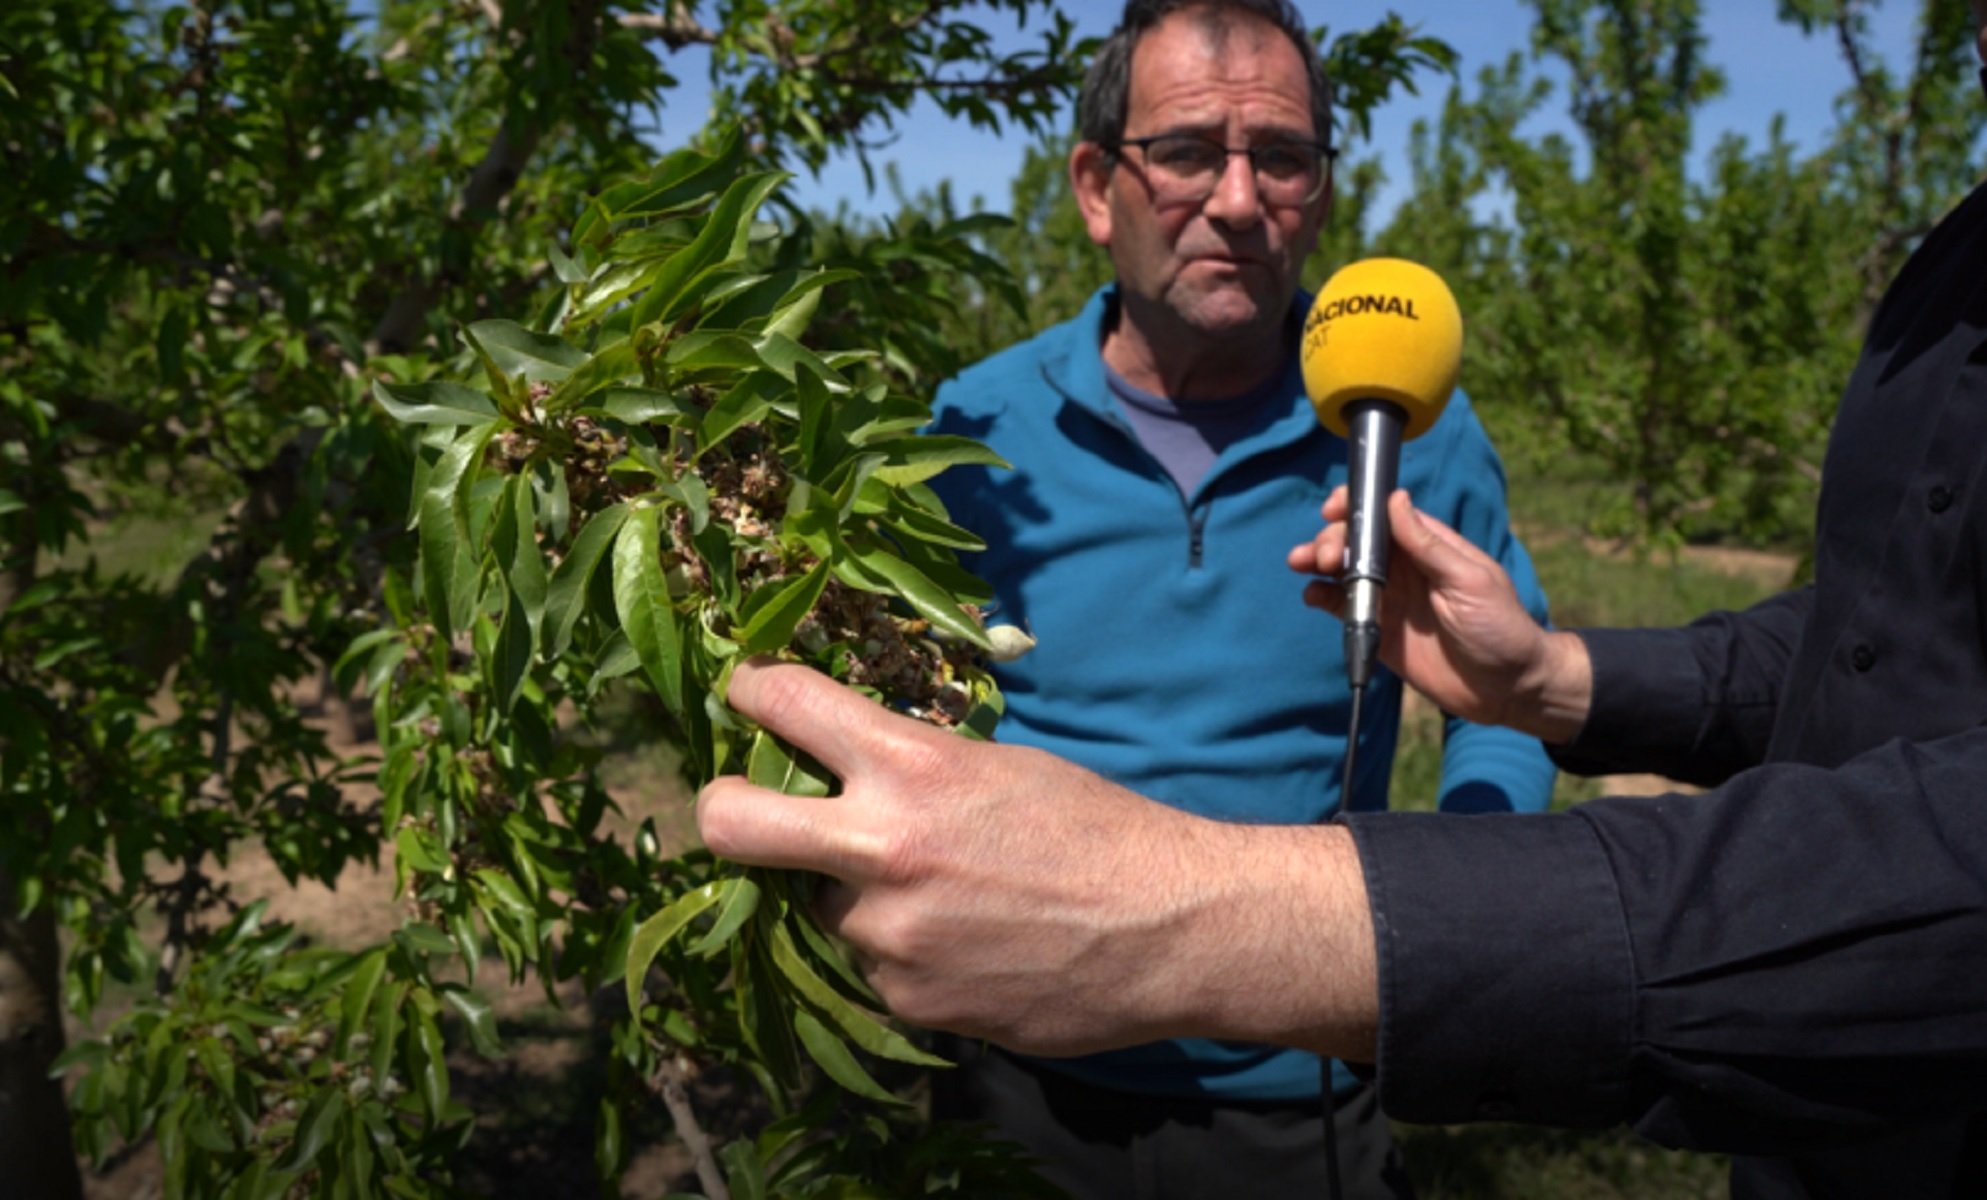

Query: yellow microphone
left=1300, top=258, right=1463, bottom=691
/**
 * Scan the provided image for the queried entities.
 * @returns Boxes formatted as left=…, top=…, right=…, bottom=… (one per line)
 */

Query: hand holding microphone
left=1289, top=258, right=1592, bottom=741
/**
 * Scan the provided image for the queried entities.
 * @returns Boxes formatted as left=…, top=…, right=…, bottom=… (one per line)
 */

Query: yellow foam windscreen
left=1300, top=257, right=1462, bottom=440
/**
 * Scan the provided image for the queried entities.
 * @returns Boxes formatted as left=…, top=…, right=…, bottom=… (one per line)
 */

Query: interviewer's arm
left=696, top=658, right=1381, bottom=1060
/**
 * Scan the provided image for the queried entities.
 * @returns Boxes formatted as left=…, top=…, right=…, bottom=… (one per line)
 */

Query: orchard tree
left=1373, top=0, right=1984, bottom=548
left=2, top=1, right=1083, bottom=1195
left=1, top=1, right=1448, bottom=1196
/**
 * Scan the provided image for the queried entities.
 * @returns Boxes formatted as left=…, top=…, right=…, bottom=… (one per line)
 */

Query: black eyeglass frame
left=1102, top=133, right=1340, bottom=206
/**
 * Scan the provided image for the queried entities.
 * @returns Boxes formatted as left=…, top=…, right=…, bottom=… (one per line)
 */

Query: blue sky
left=653, top=2, right=1928, bottom=227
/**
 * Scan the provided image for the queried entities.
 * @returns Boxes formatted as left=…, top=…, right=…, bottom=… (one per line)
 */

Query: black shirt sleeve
left=1347, top=721, right=1987, bottom=1154
left=1549, top=587, right=1813, bottom=787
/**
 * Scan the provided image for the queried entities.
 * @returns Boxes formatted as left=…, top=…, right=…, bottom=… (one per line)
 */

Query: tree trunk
left=0, top=871, right=83, bottom=1200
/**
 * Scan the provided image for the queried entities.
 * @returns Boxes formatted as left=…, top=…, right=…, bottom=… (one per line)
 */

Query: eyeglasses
left=1106, top=133, right=1337, bottom=207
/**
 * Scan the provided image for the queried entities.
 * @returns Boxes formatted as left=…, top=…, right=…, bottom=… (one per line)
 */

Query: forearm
left=1159, top=822, right=1379, bottom=1061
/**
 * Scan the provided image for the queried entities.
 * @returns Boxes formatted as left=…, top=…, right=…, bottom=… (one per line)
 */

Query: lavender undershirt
left=1105, top=360, right=1288, bottom=499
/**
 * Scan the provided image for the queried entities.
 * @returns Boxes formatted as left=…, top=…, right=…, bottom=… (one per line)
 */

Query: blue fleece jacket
left=927, top=286, right=1554, bottom=1102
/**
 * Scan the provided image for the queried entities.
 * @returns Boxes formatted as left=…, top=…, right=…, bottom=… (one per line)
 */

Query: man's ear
left=1069, top=141, right=1115, bottom=248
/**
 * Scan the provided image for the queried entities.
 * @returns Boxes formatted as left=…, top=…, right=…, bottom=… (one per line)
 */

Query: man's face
left=1072, top=11, right=1330, bottom=348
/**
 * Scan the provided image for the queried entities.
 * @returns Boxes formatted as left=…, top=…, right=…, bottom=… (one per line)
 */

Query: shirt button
left=1928, top=485, right=1955, bottom=513
left=1852, top=644, right=1877, bottom=672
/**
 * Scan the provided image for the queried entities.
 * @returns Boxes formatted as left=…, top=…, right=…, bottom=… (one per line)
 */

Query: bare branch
left=651, top=1055, right=729, bottom=1200
left=618, top=10, right=720, bottom=51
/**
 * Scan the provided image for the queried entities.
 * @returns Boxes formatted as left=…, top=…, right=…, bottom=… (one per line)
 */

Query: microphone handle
left=1343, top=399, right=1405, bottom=690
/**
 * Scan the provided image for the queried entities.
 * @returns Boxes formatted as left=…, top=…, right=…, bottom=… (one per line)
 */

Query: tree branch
left=618, top=9, right=719, bottom=51
left=651, top=1054, right=729, bottom=1200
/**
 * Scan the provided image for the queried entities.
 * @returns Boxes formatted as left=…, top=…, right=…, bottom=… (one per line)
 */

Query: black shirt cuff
left=1550, top=627, right=1706, bottom=776
left=1345, top=809, right=1636, bottom=1127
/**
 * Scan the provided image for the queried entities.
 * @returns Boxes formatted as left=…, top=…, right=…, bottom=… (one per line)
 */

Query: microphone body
left=1301, top=259, right=1464, bottom=692
left=1342, top=399, right=1404, bottom=687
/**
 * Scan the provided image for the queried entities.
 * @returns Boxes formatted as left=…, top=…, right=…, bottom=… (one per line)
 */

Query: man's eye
left=1150, top=139, right=1222, bottom=172
left=1254, top=146, right=1313, bottom=179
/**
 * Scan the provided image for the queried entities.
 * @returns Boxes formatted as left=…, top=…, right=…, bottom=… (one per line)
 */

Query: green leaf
left=745, top=730, right=834, bottom=799
left=417, top=425, right=495, bottom=643
left=502, top=478, right=549, bottom=636
left=700, top=268, right=858, bottom=335
left=735, top=562, right=828, bottom=656
left=691, top=521, right=741, bottom=612
left=393, top=827, right=448, bottom=874
left=665, top=331, right=768, bottom=374
left=736, top=939, right=802, bottom=1093
left=866, top=435, right=1011, bottom=487
left=841, top=542, right=992, bottom=650
left=472, top=868, right=535, bottom=920
left=878, top=496, right=986, bottom=552
left=631, top=170, right=792, bottom=331
left=592, top=630, right=641, bottom=685
left=697, top=374, right=779, bottom=453
left=394, top=922, right=456, bottom=958
left=784, top=886, right=882, bottom=1005
left=335, top=949, right=388, bottom=1059
left=578, top=128, right=747, bottom=244
left=546, top=340, right=640, bottom=412
left=464, top=320, right=587, bottom=382
left=441, top=988, right=502, bottom=1057
left=373, top=380, right=500, bottom=426
left=687, top=874, right=762, bottom=957
left=274, top=1090, right=345, bottom=1174
left=543, top=502, right=629, bottom=660
left=547, top=241, right=588, bottom=284
left=793, top=1007, right=904, bottom=1106
left=768, top=922, right=947, bottom=1067
left=754, top=331, right=845, bottom=389
left=722, top=1137, right=770, bottom=1200
left=595, top=1096, right=624, bottom=1184
left=796, top=362, right=837, bottom=477
left=459, top=322, right=519, bottom=410
left=612, top=505, right=686, bottom=715
left=584, top=388, right=695, bottom=426
left=410, top=1007, right=449, bottom=1120
left=761, top=273, right=834, bottom=343
left=622, top=882, right=725, bottom=1016
left=656, top=471, right=711, bottom=536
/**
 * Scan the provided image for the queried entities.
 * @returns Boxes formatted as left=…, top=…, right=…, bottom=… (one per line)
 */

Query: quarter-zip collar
left=1035, top=285, right=1326, bottom=500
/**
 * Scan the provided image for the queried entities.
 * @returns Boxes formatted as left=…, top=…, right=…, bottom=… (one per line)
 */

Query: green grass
left=1396, top=1124, right=1730, bottom=1199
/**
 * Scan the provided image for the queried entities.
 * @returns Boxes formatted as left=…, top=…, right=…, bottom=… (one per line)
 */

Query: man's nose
left=1200, top=150, right=1264, bottom=229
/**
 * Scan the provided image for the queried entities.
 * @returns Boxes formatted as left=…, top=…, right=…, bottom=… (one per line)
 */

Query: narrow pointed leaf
left=373, top=380, right=500, bottom=426
left=544, top=502, right=629, bottom=660
left=465, top=319, right=587, bottom=381
left=745, top=730, right=834, bottom=798
left=623, top=881, right=725, bottom=1016
left=274, top=1090, right=345, bottom=1173
left=841, top=543, right=991, bottom=650
left=612, top=505, right=685, bottom=715
left=768, top=922, right=947, bottom=1067
left=866, top=435, right=1011, bottom=486
left=735, top=562, right=828, bottom=656
left=688, top=874, right=762, bottom=957
left=792, top=1007, right=904, bottom=1106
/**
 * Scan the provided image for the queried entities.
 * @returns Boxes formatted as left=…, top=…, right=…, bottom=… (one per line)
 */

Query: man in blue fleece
left=919, top=2, right=1553, bottom=1197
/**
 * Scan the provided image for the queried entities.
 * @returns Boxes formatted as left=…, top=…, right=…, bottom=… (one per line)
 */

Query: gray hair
left=1076, top=1, right=1333, bottom=149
